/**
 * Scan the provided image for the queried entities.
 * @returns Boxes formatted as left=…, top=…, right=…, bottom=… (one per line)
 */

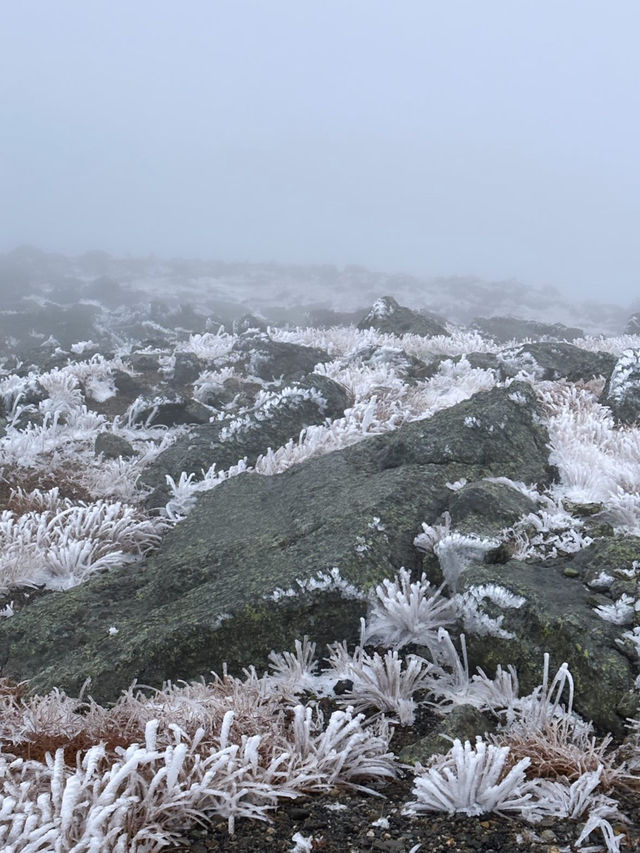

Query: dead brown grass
left=493, top=719, right=640, bottom=793
left=0, top=466, right=93, bottom=512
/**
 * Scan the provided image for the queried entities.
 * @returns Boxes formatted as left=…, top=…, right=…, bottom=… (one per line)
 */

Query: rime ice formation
left=0, top=256, right=639, bottom=851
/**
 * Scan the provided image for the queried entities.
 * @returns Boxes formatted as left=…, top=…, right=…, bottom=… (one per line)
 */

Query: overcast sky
left=1, top=1, right=639, bottom=302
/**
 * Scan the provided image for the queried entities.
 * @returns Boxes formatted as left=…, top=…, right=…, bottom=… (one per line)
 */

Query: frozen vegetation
left=0, top=252, right=640, bottom=850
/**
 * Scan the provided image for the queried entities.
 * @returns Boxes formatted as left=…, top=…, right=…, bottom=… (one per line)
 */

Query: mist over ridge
left=2, top=1, right=639, bottom=305
left=0, top=244, right=631, bottom=337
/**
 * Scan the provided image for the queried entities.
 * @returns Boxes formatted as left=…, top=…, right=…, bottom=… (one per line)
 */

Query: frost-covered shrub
left=326, top=640, right=435, bottom=725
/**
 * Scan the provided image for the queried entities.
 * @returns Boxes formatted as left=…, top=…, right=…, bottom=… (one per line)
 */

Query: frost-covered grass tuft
left=363, top=568, right=456, bottom=655
left=0, top=488, right=165, bottom=593
left=405, top=737, right=533, bottom=817
left=326, top=637, right=435, bottom=726
left=537, top=380, right=640, bottom=533
left=0, top=666, right=398, bottom=846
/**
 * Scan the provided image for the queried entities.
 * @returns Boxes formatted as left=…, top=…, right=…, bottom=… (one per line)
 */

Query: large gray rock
left=472, top=316, right=584, bottom=343
left=499, top=342, right=616, bottom=383
left=455, top=537, right=640, bottom=736
left=0, top=383, right=553, bottom=704
left=131, top=395, right=212, bottom=428
left=94, top=432, right=135, bottom=460
left=139, top=374, right=353, bottom=508
left=603, top=349, right=640, bottom=425
left=358, top=296, right=449, bottom=338
left=171, top=352, right=203, bottom=387
left=226, top=332, right=328, bottom=381
left=447, top=480, right=537, bottom=537
left=232, top=313, right=267, bottom=335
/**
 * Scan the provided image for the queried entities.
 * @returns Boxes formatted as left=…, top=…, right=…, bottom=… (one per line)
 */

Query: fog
left=1, top=1, right=639, bottom=303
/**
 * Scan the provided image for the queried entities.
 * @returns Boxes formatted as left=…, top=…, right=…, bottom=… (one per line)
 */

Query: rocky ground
left=168, top=784, right=640, bottom=853
left=2, top=254, right=640, bottom=850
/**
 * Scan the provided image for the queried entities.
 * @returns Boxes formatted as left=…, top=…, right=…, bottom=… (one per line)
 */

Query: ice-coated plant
left=406, top=742, right=626, bottom=852
left=363, top=568, right=456, bottom=655
left=413, top=512, right=452, bottom=553
left=618, top=625, right=640, bottom=658
left=607, top=348, right=640, bottom=404
left=266, top=567, right=366, bottom=604
left=163, top=458, right=249, bottom=520
left=424, top=627, right=521, bottom=713
left=326, top=629, right=435, bottom=725
left=192, top=365, right=240, bottom=403
left=175, top=330, right=237, bottom=361
left=432, top=532, right=499, bottom=592
left=0, top=668, right=398, bottom=846
left=0, top=488, right=165, bottom=593
left=405, top=737, right=533, bottom=817
left=593, top=594, right=637, bottom=626
left=453, top=583, right=526, bottom=640
left=219, top=385, right=328, bottom=442
left=526, top=768, right=625, bottom=852
left=267, top=638, right=320, bottom=698
left=536, top=379, right=640, bottom=533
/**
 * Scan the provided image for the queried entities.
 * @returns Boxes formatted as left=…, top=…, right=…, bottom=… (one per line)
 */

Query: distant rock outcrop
left=472, top=316, right=584, bottom=343
left=358, top=296, right=449, bottom=338
left=624, top=313, right=640, bottom=335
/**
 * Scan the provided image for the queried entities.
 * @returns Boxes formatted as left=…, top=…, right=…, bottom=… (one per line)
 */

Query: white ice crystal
left=586, top=572, right=615, bottom=591
left=266, top=567, right=366, bottom=603
left=593, top=594, right=636, bottom=626
left=290, top=832, right=315, bottom=852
